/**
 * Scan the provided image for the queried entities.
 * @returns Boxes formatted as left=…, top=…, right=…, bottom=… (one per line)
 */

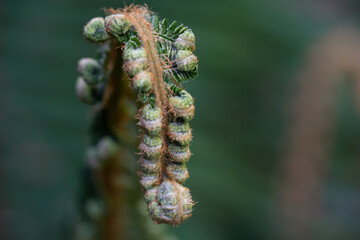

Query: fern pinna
left=76, top=5, right=198, bottom=229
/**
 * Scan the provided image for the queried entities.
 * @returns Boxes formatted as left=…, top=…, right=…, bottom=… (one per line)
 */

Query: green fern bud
left=132, top=71, right=152, bottom=93
left=77, top=58, right=102, bottom=85
left=174, top=29, right=195, bottom=51
left=170, top=90, right=193, bottom=108
left=124, top=59, right=147, bottom=77
left=167, top=121, right=192, bottom=146
left=169, top=90, right=195, bottom=121
left=124, top=47, right=146, bottom=60
left=155, top=180, right=193, bottom=224
left=168, top=143, right=191, bottom=163
left=148, top=201, right=163, bottom=221
left=83, top=17, right=109, bottom=43
left=123, top=48, right=147, bottom=77
left=139, top=156, right=161, bottom=173
left=105, top=14, right=131, bottom=38
left=175, top=50, right=198, bottom=72
left=140, top=134, right=162, bottom=158
left=166, top=163, right=189, bottom=184
left=140, top=172, right=159, bottom=190
left=139, top=104, right=162, bottom=135
left=144, top=187, right=158, bottom=203
left=76, top=77, right=96, bottom=105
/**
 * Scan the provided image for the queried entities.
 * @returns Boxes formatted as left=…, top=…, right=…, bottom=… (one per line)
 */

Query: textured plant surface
left=74, top=4, right=198, bottom=240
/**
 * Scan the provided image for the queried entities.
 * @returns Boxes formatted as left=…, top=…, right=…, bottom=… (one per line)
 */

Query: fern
left=74, top=4, right=199, bottom=239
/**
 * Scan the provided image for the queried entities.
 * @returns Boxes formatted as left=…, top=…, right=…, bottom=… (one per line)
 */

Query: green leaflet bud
left=124, top=47, right=147, bottom=61
left=168, top=143, right=191, bottom=163
left=148, top=201, right=163, bottom=222
left=174, top=29, right=195, bottom=51
left=143, top=134, right=162, bottom=148
left=124, top=59, right=147, bottom=77
left=169, top=90, right=195, bottom=121
left=144, top=187, right=158, bottom=203
left=170, top=90, right=193, bottom=108
left=139, top=156, right=161, bottom=174
left=105, top=14, right=131, bottom=38
left=140, top=134, right=162, bottom=158
left=140, top=172, right=159, bottom=190
left=157, top=181, right=178, bottom=221
left=76, top=77, right=96, bottom=105
left=155, top=180, right=193, bottom=224
left=123, top=47, right=147, bottom=77
left=175, top=50, right=198, bottom=72
left=141, top=104, right=162, bottom=121
left=77, top=58, right=102, bottom=85
left=167, top=121, right=192, bottom=146
left=139, top=104, right=162, bottom=135
left=132, top=71, right=152, bottom=93
left=83, top=17, right=109, bottom=43
left=167, top=163, right=189, bottom=184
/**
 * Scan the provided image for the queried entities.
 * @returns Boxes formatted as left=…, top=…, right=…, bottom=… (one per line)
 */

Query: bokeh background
left=1, top=0, right=360, bottom=239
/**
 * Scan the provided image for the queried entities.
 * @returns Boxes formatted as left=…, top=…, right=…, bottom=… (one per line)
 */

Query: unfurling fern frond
left=74, top=5, right=199, bottom=237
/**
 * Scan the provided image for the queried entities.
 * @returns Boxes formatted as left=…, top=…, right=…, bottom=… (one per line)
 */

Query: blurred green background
left=1, top=0, right=360, bottom=239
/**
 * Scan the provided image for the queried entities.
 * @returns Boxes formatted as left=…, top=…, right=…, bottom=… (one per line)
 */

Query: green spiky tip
left=142, top=104, right=161, bottom=121
left=105, top=14, right=131, bottom=37
left=83, top=17, right=109, bottom=43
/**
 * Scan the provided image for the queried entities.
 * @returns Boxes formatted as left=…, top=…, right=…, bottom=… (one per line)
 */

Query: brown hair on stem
left=112, top=6, right=172, bottom=185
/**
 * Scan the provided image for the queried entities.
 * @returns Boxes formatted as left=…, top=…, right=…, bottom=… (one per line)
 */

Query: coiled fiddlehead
left=76, top=4, right=198, bottom=230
